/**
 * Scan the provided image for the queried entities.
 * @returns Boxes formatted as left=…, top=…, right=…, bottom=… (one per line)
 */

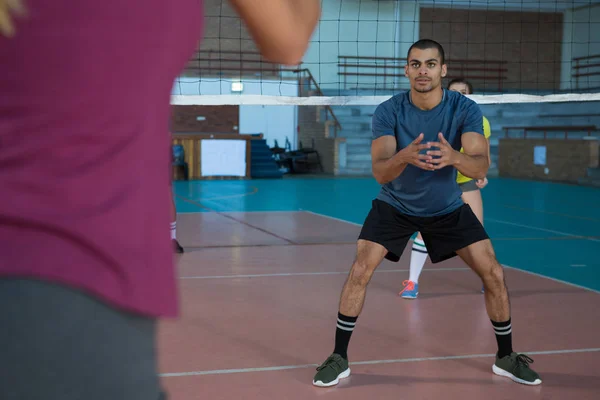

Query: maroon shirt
left=0, top=0, right=203, bottom=317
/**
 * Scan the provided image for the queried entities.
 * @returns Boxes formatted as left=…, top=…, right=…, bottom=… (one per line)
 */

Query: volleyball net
left=170, top=0, right=600, bottom=178
left=172, top=0, right=600, bottom=99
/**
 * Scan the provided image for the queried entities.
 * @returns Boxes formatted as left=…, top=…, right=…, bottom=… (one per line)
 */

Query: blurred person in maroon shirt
left=0, top=1, right=319, bottom=398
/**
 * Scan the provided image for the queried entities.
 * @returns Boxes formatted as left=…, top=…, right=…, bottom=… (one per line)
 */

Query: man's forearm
left=290, top=0, right=321, bottom=27
left=454, top=152, right=489, bottom=180
left=229, top=0, right=320, bottom=65
left=373, top=152, right=408, bottom=184
left=280, top=0, right=321, bottom=44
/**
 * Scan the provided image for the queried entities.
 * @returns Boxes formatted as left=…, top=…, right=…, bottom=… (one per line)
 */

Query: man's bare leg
left=457, top=239, right=541, bottom=385
left=312, top=239, right=387, bottom=387
left=456, top=239, right=508, bottom=321
left=339, top=239, right=388, bottom=317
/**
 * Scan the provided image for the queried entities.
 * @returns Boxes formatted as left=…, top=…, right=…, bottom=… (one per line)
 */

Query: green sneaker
left=492, top=352, right=542, bottom=385
left=312, top=353, right=350, bottom=387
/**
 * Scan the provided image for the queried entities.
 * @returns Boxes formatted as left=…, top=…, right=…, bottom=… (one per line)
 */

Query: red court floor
left=157, top=211, right=600, bottom=400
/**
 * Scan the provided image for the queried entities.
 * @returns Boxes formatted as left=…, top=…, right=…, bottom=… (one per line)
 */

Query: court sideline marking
left=301, top=210, right=600, bottom=295
left=179, top=267, right=471, bottom=280
left=166, top=210, right=600, bottom=378
left=500, top=203, right=600, bottom=223
left=301, top=209, right=600, bottom=243
left=175, top=193, right=298, bottom=245
left=160, top=347, right=600, bottom=377
left=180, top=210, right=599, bottom=242
left=485, top=218, right=600, bottom=243
left=175, top=209, right=599, bottom=293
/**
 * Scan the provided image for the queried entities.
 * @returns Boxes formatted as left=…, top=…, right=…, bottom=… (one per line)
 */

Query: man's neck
left=409, top=88, right=443, bottom=111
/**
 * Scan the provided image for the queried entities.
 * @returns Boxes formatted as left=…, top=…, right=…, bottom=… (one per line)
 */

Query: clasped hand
left=400, top=132, right=457, bottom=171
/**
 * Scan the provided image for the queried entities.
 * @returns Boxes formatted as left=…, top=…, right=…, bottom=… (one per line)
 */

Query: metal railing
left=572, top=54, right=600, bottom=91
left=179, top=50, right=342, bottom=136
left=291, top=68, right=342, bottom=135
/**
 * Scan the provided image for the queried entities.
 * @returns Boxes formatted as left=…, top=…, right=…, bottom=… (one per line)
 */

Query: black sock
left=491, top=318, right=513, bottom=358
left=334, top=312, right=357, bottom=360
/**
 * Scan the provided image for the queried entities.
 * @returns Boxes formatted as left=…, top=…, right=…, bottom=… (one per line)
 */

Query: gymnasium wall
left=498, top=138, right=599, bottom=183
left=171, top=105, right=239, bottom=133
left=419, top=7, right=563, bottom=92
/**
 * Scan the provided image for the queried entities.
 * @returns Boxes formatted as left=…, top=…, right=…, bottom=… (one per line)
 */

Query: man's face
left=404, top=47, right=447, bottom=93
left=448, top=82, right=471, bottom=95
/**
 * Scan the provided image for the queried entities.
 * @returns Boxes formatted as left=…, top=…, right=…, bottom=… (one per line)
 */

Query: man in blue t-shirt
left=312, top=39, right=541, bottom=388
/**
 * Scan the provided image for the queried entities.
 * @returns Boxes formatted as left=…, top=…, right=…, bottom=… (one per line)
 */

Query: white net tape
left=171, top=93, right=600, bottom=106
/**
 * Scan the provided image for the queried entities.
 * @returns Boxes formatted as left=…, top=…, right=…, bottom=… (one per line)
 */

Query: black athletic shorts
left=358, top=199, right=489, bottom=263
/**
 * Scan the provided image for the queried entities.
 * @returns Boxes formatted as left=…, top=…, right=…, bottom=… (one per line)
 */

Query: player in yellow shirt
left=399, top=78, right=491, bottom=298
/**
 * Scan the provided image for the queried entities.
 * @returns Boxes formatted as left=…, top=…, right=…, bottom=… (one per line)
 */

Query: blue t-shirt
left=372, top=89, right=484, bottom=217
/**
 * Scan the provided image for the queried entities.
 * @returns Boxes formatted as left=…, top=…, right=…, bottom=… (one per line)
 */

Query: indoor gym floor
left=158, top=176, right=600, bottom=399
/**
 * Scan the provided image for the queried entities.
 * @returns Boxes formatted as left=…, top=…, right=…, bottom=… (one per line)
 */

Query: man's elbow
left=475, top=158, right=490, bottom=179
left=265, top=49, right=305, bottom=66
left=473, top=171, right=487, bottom=180
left=374, top=175, right=389, bottom=185
left=372, top=169, right=391, bottom=185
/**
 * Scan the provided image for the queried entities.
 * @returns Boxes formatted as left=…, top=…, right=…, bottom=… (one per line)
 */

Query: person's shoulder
left=375, top=91, right=409, bottom=115
left=447, top=89, right=478, bottom=108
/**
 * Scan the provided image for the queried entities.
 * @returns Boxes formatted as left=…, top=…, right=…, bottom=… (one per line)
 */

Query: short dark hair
left=407, top=39, right=445, bottom=65
left=447, top=78, right=474, bottom=94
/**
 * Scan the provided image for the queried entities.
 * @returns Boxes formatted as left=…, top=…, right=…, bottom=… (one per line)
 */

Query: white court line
left=160, top=347, right=600, bottom=377
left=301, top=210, right=362, bottom=226
left=179, top=267, right=470, bottom=280
left=303, top=210, right=600, bottom=243
left=302, top=210, right=600, bottom=295
left=486, top=218, right=600, bottom=243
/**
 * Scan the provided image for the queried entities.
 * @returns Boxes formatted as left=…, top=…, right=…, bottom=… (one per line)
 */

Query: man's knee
left=482, top=261, right=505, bottom=291
left=348, top=259, right=375, bottom=287
left=348, top=240, right=386, bottom=287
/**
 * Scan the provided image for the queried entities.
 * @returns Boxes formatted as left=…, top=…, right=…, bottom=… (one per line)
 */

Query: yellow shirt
left=456, top=116, right=491, bottom=184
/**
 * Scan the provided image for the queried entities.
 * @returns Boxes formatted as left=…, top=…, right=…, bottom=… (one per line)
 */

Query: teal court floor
left=173, top=176, right=600, bottom=293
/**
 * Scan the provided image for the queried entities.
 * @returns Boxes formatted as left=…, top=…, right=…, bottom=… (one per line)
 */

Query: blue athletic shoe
left=399, top=280, right=419, bottom=299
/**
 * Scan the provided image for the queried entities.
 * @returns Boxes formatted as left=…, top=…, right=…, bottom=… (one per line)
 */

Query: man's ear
left=441, top=64, right=447, bottom=78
